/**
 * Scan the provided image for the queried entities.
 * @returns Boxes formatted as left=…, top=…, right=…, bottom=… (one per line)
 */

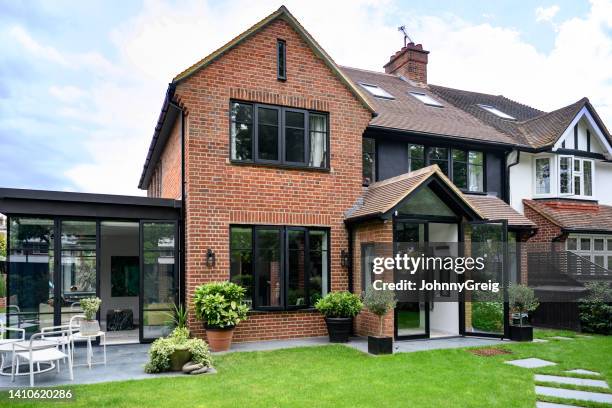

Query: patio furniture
left=0, top=324, right=25, bottom=376
left=69, top=314, right=106, bottom=369
left=106, top=309, right=134, bottom=331
left=11, top=329, right=73, bottom=387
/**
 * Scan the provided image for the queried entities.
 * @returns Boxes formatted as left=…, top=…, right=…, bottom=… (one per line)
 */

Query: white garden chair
left=0, top=323, right=25, bottom=376
left=11, top=328, right=73, bottom=387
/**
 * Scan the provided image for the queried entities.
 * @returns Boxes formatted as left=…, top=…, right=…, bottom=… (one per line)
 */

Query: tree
left=0, top=233, right=6, bottom=258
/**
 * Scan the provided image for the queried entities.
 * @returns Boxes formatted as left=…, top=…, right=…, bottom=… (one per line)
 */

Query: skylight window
left=409, top=92, right=443, bottom=107
left=478, top=104, right=515, bottom=120
left=359, top=83, right=394, bottom=99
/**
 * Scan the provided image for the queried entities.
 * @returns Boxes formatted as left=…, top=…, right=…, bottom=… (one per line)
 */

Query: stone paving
left=505, top=358, right=557, bottom=368
left=535, top=386, right=612, bottom=404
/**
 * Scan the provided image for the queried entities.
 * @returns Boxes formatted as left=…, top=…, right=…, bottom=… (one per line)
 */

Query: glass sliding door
left=140, top=221, right=177, bottom=342
left=461, top=220, right=508, bottom=338
left=7, top=218, right=55, bottom=337
left=394, top=220, right=429, bottom=339
left=60, top=220, right=97, bottom=325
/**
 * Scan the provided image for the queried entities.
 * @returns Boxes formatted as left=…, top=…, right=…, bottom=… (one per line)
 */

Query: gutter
left=505, top=150, right=520, bottom=204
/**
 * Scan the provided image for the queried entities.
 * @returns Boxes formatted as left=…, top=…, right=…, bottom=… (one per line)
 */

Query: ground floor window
left=566, top=234, right=612, bottom=269
left=230, top=225, right=329, bottom=310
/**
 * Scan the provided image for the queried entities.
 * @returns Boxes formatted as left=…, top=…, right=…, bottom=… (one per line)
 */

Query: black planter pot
left=325, top=317, right=352, bottom=343
left=509, top=325, right=533, bottom=342
left=368, top=336, right=393, bottom=355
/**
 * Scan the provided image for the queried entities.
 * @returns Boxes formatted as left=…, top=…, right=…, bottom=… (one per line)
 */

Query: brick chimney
left=383, top=43, right=429, bottom=83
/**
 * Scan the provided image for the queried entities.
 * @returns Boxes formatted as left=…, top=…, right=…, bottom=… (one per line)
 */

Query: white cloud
left=49, top=85, right=87, bottom=103
left=536, top=5, right=560, bottom=22
left=8, top=25, right=68, bottom=65
left=7, top=0, right=612, bottom=196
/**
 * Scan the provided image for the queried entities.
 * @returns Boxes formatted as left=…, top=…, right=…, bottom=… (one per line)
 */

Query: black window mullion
left=304, top=227, right=311, bottom=307
left=305, top=111, right=310, bottom=167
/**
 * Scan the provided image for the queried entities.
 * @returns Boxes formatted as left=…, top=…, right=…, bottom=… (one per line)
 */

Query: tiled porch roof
left=465, top=195, right=536, bottom=228
left=523, top=199, right=612, bottom=232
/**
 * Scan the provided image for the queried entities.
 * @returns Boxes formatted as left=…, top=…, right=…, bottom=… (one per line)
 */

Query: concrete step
left=535, top=386, right=612, bottom=404
left=535, top=374, right=609, bottom=389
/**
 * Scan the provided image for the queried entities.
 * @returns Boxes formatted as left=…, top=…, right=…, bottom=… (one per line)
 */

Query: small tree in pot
left=315, top=291, right=362, bottom=343
left=508, top=284, right=539, bottom=341
left=79, top=297, right=101, bottom=335
left=362, top=288, right=396, bottom=354
left=193, top=281, right=249, bottom=351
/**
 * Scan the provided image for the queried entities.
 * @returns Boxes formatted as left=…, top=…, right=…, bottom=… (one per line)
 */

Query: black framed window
left=362, top=137, right=375, bottom=185
left=277, top=39, right=286, bottom=80
left=427, top=147, right=449, bottom=175
left=452, top=149, right=468, bottom=189
left=230, top=101, right=329, bottom=169
left=230, top=225, right=329, bottom=310
left=408, top=144, right=425, bottom=171
left=451, top=149, right=483, bottom=192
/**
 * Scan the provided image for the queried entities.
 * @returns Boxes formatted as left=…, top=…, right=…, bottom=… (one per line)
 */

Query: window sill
left=229, top=160, right=330, bottom=173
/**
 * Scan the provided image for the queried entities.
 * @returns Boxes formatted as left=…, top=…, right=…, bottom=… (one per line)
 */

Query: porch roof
left=465, top=195, right=536, bottom=229
left=523, top=199, right=612, bottom=233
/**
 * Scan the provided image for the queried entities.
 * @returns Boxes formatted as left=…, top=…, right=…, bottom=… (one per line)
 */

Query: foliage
left=0, top=274, right=5, bottom=298
left=80, top=297, right=102, bottom=321
left=0, top=233, right=6, bottom=258
left=508, top=284, right=539, bottom=326
left=166, top=304, right=188, bottom=330
left=362, top=288, right=396, bottom=336
left=145, top=327, right=213, bottom=374
left=315, top=291, right=362, bottom=318
left=472, top=301, right=503, bottom=333
left=193, top=281, right=249, bottom=329
left=579, top=282, right=612, bottom=335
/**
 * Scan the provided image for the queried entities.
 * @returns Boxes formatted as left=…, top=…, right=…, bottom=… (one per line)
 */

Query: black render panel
left=485, top=152, right=502, bottom=197
left=377, top=139, right=408, bottom=181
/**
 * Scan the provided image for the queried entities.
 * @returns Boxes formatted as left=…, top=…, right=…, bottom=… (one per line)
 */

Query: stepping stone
left=575, top=335, right=593, bottom=338
left=535, top=386, right=612, bottom=404
left=536, top=402, right=582, bottom=408
left=535, top=374, right=609, bottom=388
left=505, top=358, right=557, bottom=368
left=550, top=336, right=574, bottom=340
left=532, top=339, right=549, bottom=343
left=566, top=369, right=601, bottom=376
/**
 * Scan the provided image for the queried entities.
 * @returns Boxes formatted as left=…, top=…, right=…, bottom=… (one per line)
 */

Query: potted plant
left=79, top=296, right=102, bottom=335
left=362, top=288, right=396, bottom=354
left=508, top=284, right=539, bottom=341
left=166, top=304, right=191, bottom=370
left=193, top=281, right=249, bottom=352
left=145, top=326, right=213, bottom=374
left=315, top=291, right=362, bottom=343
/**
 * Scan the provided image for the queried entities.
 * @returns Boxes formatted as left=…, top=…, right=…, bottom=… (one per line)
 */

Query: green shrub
left=362, top=288, right=396, bottom=336
left=193, top=281, right=249, bottom=329
left=166, top=304, right=188, bottom=330
left=0, top=274, right=5, bottom=298
left=145, top=327, right=213, bottom=374
left=472, top=301, right=503, bottom=332
left=579, top=282, right=611, bottom=335
left=80, top=297, right=101, bottom=320
left=315, top=291, right=362, bottom=318
left=508, top=284, right=539, bottom=326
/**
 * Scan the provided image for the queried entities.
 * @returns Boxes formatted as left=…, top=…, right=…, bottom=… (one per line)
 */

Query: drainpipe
left=505, top=149, right=520, bottom=204
left=347, top=223, right=354, bottom=293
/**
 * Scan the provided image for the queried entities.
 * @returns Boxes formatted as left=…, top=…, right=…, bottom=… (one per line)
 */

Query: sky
left=0, top=0, right=611, bottom=196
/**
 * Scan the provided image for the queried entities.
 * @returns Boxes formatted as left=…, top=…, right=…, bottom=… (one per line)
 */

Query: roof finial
left=398, top=25, right=412, bottom=47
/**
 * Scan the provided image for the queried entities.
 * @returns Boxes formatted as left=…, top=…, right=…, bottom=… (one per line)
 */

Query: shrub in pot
left=79, top=297, right=102, bottom=335
left=193, top=281, right=249, bottom=351
left=315, top=291, right=362, bottom=343
left=145, top=327, right=213, bottom=373
left=362, top=288, right=396, bottom=354
left=166, top=305, right=191, bottom=370
left=508, top=284, right=539, bottom=341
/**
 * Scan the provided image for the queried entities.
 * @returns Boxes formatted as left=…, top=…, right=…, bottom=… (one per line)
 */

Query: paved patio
left=0, top=335, right=507, bottom=387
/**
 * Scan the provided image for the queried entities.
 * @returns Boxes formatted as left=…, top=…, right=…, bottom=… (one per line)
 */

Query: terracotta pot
left=205, top=326, right=235, bottom=351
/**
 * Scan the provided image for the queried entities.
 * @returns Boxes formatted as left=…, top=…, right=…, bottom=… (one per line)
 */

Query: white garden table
left=71, top=331, right=106, bottom=369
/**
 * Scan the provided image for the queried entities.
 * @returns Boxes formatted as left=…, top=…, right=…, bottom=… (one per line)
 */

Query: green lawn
left=2, top=330, right=611, bottom=408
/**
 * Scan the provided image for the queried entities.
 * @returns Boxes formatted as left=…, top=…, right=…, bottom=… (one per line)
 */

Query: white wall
left=428, top=223, right=459, bottom=336
left=100, top=223, right=140, bottom=325
left=596, top=162, right=612, bottom=206
left=509, top=152, right=534, bottom=213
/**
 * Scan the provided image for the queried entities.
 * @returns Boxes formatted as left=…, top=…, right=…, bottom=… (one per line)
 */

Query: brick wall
left=157, top=17, right=371, bottom=342
left=351, top=219, right=394, bottom=337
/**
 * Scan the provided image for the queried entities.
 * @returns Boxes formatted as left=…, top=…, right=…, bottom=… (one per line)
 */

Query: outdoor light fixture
left=206, top=248, right=216, bottom=267
left=341, top=249, right=349, bottom=267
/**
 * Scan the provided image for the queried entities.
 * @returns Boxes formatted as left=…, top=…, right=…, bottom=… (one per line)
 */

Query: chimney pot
left=384, top=42, right=429, bottom=83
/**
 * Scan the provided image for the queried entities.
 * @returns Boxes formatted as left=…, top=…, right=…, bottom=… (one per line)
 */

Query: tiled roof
left=524, top=199, right=612, bottom=232
left=345, top=165, right=532, bottom=228
left=339, top=67, right=517, bottom=145
left=466, top=195, right=536, bottom=228
left=429, top=86, right=611, bottom=149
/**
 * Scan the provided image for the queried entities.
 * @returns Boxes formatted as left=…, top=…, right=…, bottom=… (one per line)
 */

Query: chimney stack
left=383, top=42, right=429, bottom=83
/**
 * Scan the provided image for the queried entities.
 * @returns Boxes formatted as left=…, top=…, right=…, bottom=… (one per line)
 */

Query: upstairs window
left=452, top=150, right=483, bottom=192
left=230, top=101, right=329, bottom=169
left=535, top=157, right=551, bottom=195
left=408, top=144, right=425, bottom=171
left=427, top=147, right=449, bottom=175
left=362, top=138, right=376, bottom=185
left=277, top=39, right=286, bottom=80
left=572, top=158, right=594, bottom=197
left=409, top=92, right=443, bottom=107
left=478, top=104, right=516, bottom=120
left=359, top=83, right=394, bottom=99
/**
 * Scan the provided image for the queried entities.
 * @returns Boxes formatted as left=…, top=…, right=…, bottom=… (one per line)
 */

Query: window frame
left=566, top=233, right=612, bottom=269
left=358, top=82, right=395, bottom=99
left=534, top=155, right=554, bottom=197
left=229, top=100, right=330, bottom=170
left=229, top=225, right=331, bottom=312
left=558, top=155, right=573, bottom=196
left=277, top=39, right=287, bottom=81
left=362, top=137, right=376, bottom=186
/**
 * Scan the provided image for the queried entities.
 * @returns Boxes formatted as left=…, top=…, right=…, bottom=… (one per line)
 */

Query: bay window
left=230, top=101, right=329, bottom=169
left=230, top=226, right=329, bottom=310
left=535, top=157, right=551, bottom=195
